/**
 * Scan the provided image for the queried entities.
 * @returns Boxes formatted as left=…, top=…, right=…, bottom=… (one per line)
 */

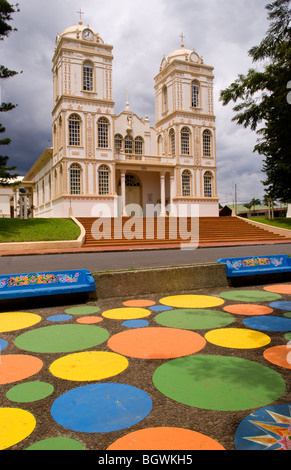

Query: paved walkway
left=0, top=243, right=291, bottom=275
left=0, top=281, right=290, bottom=451
left=1, top=238, right=291, bottom=258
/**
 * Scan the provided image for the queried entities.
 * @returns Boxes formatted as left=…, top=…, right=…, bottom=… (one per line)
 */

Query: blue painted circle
left=243, top=315, right=291, bottom=332
left=0, top=339, right=7, bottom=351
left=269, top=301, right=291, bottom=311
left=47, top=314, right=73, bottom=322
left=149, top=306, right=172, bottom=312
left=235, top=403, right=291, bottom=450
left=122, top=320, right=149, bottom=328
left=51, top=383, right=152, bottom=433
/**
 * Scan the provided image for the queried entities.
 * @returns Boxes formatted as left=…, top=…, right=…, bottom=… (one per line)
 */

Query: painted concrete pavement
left=0, top=283, right=290, bottom=451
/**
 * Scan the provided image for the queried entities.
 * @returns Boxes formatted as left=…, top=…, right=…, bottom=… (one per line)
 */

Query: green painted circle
left=284, top=312, right=291, bottom=318
left=26, top=437, right=85, bottom=450
left=6, top=381, right=54, bottom=403
left=14, top=324, right=109, bottom=353
left=219, top=290, right=281, bottom=303
left=155, top=309, right=234, bottom=330
left=153, top=355, right=286, bottom=411
left=285, top=332, right=291, bottom=341
left=64, top=306, right=100, bottom=315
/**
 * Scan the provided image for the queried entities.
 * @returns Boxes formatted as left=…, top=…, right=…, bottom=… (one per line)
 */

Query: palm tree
left=249, top=198, right=261, bottom=211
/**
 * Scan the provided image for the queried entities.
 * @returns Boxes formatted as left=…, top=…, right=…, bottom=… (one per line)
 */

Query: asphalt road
left=0, top=243, right=291, bottom=274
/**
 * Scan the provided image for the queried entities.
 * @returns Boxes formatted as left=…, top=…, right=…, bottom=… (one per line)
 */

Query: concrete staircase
left=77, top=216, right=291, bottom=248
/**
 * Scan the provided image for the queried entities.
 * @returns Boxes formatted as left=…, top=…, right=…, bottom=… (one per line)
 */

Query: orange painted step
left=77, top=216, right=290, bottom=247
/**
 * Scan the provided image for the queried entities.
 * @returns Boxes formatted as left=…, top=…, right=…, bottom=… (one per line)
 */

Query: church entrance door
left=125, top=174, right=142, bottom=216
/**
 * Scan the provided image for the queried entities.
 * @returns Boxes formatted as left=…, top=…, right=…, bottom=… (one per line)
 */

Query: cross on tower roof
left=125, top=90, right=131, bottom=111
left=180, top=32, right=185, bottom=48
left=77, top=9, right=84, bottom=24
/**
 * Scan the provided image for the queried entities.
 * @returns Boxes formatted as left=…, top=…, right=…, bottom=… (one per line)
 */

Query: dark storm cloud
left=1, top=0, right=270, bottom=203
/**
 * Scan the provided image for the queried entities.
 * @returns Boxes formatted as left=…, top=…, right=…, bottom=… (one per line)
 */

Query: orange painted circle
left=108, top=327, right=206, bottom=359
left=263, top=345, right=291, bottom=369
left=76, top=316, right=103, bottom=324
left=0, top=355, right=43, bottom=385
left=223, top=304, right=273, bottom=316
left=264, top=285, right=291, bottom=295
left=123, top=299, right=156, bottom=307
left=107, top=427, right=225, bottom=450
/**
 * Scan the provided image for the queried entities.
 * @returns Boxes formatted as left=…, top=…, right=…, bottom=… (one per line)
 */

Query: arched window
left=54, top=169, right=58, bottom=197
left=59, top=164, right=63, bottom=194
left=98, top=118, right=109, bottom=148
left=58, top=115, right=62, bottom=150
left=162, top=85, right=168, bottom=113
left=83, top=61, right=94, bottom=91
left=70, top=164, right=81, bottom=195
left=203, top=130, right=212, bottom=157
left=191, top=81, right=200, bottom=108
left=42, top=180, right=45, bottom=204
left=182, top=170, right=191, bottom=196
left=69, top=114, right=81, bottom=146
left=98, top=165, right=110, bottom=195
left=157, top=135, right=163, bottom=156
left=204, top=171, right=213, bottom=197
left=114, top=134, right=123, bottom=153
left=125, top=135, right=133, bottom=154
left=125, top=174, right=140, bottom=186
left=49, top=174, right=52, bottom=201
left=135, top=136, right=143, bottom=155
left=181, top=127, right=190, bottom=155
left=169, top=129, right=175, bottom=156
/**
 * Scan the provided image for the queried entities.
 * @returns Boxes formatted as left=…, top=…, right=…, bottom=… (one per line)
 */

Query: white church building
left=20, top=19, right=219, bottom=219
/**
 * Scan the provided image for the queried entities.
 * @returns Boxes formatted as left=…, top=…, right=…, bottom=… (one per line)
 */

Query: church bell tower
left=154, top=36, right=219, bottom=215
left=51, top=14, right=114, bottom=166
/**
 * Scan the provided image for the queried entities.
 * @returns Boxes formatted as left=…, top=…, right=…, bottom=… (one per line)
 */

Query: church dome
left=160, top=43, right=203, bottom=71
left=167, top=46, right=203, bottom=64
left=167, top=47, right=193, bottom=61
left=57, top=22, right=104, bottom=44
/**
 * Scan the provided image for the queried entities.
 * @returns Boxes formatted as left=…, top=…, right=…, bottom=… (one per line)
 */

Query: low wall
left=92, top=263, right=227, bottom=299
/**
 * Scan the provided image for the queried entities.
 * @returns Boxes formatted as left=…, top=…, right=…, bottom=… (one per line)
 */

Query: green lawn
left=249, top=217, right=291, bottom=230
left=0, top=218, right=81, bottom=243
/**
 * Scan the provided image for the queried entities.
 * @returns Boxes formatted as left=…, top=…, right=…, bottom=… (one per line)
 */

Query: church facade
left=22, top=20, right=219, bottom=218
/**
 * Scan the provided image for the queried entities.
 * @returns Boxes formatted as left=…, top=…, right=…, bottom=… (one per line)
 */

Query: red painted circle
left=264, top=284, right=291, bottom=294
left=123, top=299, right=156, bottom=307
left=76, top=316, right=103, bottom=324
left=223, top=304, right=273, bottom=316
left=108, top=327, right=206, bottom=359
left=0, top=355, right=43, bottom=385
left=107, top=427, right=225, bottom=450
left=263, top=345, right=291, bottom=369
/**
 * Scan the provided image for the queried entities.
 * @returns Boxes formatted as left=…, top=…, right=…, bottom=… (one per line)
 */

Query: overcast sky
left=1, top=0, right=271, bottom=205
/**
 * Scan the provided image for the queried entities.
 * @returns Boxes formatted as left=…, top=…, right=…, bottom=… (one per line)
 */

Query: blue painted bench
left=217, top=255, right=291, bottom=278
left=0, top=269, right=95, bottom=300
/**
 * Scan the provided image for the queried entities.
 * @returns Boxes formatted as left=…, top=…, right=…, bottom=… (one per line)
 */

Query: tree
left=244, top=198, right=261, bottom=211
left=220, top=0, right=291, bottom=203
left=0, top=1, right=19, bottom=185
left=250, top=198, right=261, bottom=211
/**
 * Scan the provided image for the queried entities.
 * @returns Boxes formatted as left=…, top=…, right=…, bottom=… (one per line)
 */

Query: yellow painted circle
left=102, top=307, right=151, bottom=320
left=49, top=351, right=129, bottom=381
left=0, top=408, right=36, bottom=450
left=160, top=295, right=225, bottom=309
left=205, top=328, right=271, bottom=349
left=0, top=312, right=41, bottom=333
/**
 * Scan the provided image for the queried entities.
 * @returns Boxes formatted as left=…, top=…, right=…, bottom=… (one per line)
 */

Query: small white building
left=22, top=20, right=219, bottom=218
left=0, top=177, right=24, bottom=218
